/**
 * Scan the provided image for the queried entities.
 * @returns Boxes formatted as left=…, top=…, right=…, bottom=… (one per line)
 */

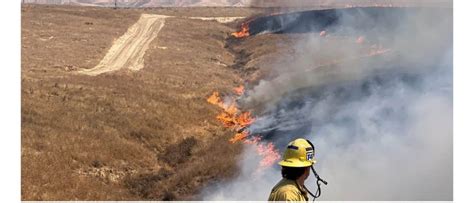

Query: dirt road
left=79, top=14, right=169, bottom=76
left=79, top=14, right=244, bottom=76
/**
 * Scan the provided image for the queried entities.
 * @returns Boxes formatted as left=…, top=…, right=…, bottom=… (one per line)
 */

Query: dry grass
left=21, top=4, right=263, bottom=200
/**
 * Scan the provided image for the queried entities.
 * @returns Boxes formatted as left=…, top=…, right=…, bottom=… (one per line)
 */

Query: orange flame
left=207, top=90, right=255, bottom=131
left=224, top=102, right=239, bottom=115
left=232, top=22, right=250, bottom=38
left=207, top=91, right=224, bottom=108
left=207, top=86, right=280, bottom=169
left=216, top=112, right=235, bottom=127
left=234, top=85, right=245, bottom=95
left=230, top=131, right=249, bottom=143
left=236, top=112, right=255, bottom=127
left=244, top=136, right=281, bottom=169
left=256, top=142, right=281, bottom=168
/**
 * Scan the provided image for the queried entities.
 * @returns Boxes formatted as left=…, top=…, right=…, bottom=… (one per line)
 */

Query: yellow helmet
left=278, top=138, right=316, bottom=167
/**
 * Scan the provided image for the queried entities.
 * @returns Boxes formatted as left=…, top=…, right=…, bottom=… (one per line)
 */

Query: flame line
left=207, top=86, right=281, bottom=170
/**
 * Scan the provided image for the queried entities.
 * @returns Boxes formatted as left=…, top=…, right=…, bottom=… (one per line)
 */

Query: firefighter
left=268, top=138, right=316, bottom=201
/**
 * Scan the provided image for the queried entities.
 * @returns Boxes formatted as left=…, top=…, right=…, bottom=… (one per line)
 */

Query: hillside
left=21, top=4, right=264, bottom=200
left=21, top=3, right=453, bottom=201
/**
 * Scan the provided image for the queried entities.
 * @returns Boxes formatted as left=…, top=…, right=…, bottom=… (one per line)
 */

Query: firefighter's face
left=302, top=167, right=310, bottom=180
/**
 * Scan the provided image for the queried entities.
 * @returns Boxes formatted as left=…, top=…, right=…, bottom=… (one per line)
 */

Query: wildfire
left=236, top=112, right=255, bottom=127
left=231, top=22, right=250, bottom=38
left=230, top=131, right=249, bottom=143
left=207, top=88, right=254, bottom=135
left=319, top=30, right=327, bottom=37
left=256, top=142, right=280, bottom=168
left=356, top=36, right=366, bottom=44
left=207, top=86, right=280, bottom=169
left=206, top=91, right=223, bottom=108
left=233, top=85, right=245, bottom=95
left=216, top=111, right=236, bottom=128
left=244, top=136, right=281, bottom=169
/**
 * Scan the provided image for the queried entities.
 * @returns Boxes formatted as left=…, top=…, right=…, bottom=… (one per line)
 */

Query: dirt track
left=78, top=14, right=244, bottom=76
left=78, top=14, right=169, bottom=76
left=21, top=5, right=257, bottom=200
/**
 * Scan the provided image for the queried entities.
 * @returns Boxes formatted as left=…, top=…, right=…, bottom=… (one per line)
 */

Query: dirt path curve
left=78, top=14, right=169, bottom=76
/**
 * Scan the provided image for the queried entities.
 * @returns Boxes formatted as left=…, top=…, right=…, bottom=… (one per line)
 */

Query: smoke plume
left=203, top=6, right=452, bottom=201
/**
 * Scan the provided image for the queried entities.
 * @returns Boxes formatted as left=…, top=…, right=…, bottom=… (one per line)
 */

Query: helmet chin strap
left=305, top=139, right=328, bottom=201
left=304, top=165, right=328, bottom=201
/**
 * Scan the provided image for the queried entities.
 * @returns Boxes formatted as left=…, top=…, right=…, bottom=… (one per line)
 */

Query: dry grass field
left=22, top=2, right=449, bottom=201
left=21, top=4, right=269, bottom=200
left=21, top=4, right=403, bottom=200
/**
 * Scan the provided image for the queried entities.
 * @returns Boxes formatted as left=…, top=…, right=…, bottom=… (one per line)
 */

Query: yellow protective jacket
left=268, top=178, right=309, bottom=202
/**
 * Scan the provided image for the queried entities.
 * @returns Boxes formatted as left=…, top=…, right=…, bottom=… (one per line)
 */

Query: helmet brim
left=278, top=159, right=315, bottom=167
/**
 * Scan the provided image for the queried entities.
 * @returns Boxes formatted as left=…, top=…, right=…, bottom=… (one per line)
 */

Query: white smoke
left=202, top=7, right=452, bottom=201
left=200, top=144, right=281, bottom=200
